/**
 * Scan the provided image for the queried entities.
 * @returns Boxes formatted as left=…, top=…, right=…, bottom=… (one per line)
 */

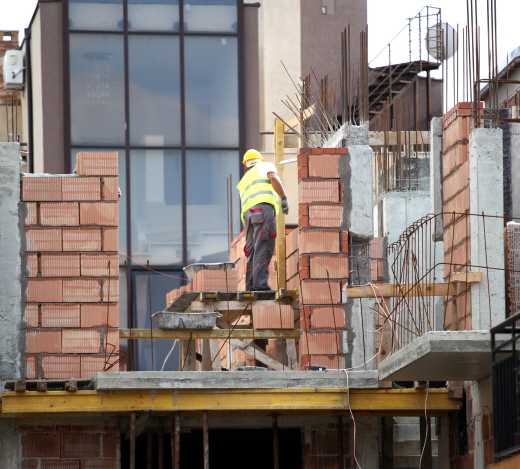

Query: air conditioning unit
left=3, top=50, right=24, bottom=90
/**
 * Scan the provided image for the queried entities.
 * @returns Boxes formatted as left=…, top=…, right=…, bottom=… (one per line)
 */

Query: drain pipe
left=24, top=27, right=34, bottom=173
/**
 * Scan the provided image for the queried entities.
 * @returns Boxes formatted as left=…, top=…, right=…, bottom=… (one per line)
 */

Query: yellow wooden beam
left=119, top=328, right=300, bottom=340
left=450, top=271, right=483, bottom=283
left=346, top=283, right=456, bottom=298
left=283, top=104, right=316, bottom=132
left=1, top=389, right=460, bottom=416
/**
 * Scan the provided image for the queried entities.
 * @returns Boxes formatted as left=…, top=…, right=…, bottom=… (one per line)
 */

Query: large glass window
left=185, top=36, right=238, bottom=146
left=129, top=35, right=181, bottom=146
left=70, top=34, right=125, bottom=145
left=184, top=0, right=237, bottom=32
left=186, top=150, right=240, bottom=263
left=69, top=0, right=124, bottom=31
left=128, top=0, right=180, bottom=31
left=130, top=149, right=183, bottom=266
left=132, top=270, right=184, bottom=371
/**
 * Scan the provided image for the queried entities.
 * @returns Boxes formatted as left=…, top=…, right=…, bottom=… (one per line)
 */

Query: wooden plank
left=450, top=271, right=483, bottom=283
left=229, top=339, right=285, bottom=370
left=201, top=339, right=221, bottom=372
left=179, top=339, right=196, bottom=371
left=283, top=104, right=316, bottom=132
left=120, top=329, right=301, bottom=340
left=346, top=283, right=456, bottom=298
left=368, top=130, right=430, bottom=146
left=0, top=389, right=461, bottom=415
left=274, top=117, right=286, bottom=291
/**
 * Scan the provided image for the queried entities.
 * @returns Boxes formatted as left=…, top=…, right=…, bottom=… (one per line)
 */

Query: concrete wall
left=0, top=142, right=25, bottom=381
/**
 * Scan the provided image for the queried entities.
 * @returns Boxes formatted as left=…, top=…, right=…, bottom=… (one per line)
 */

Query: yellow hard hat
left=242, top=149, right=264, bottom=165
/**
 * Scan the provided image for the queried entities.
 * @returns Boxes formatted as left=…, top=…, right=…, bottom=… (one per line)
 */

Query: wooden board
left=450, top=271, right=483, bottom=283
left=119, top=328, right=301, bottom=340
left=346, top=283, right=456, bottom=298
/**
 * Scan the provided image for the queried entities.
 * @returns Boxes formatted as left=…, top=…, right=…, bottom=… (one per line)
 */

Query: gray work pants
left=244, top=203, right=277, bottom=291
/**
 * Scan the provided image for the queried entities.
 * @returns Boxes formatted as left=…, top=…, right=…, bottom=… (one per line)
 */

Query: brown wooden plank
left=120, top=329, right=300, bottom=340
left=346, top=283, right=456, bottom=298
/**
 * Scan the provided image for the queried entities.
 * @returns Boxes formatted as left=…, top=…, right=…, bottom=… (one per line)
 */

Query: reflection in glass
left=132, top=270, right=184, bottom=371
left=69, top=0, right=124, bottom=31
left=128, top=0, right=180, bottom=31
left=185, top=36, right=238, bottom=146
left=129, top=36, right=181, bottom=146
left=184, top=0, right=237, bottom=32
left=186, top=150, right=240, bottom=263
left=130, top=150, right=183, bottom=266
left=70, top=35, right=125, bottom=145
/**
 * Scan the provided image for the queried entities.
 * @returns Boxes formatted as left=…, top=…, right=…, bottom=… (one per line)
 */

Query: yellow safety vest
left=237, top=164, right=279, bottom=223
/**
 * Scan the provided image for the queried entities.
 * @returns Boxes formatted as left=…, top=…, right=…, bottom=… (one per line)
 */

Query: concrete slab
left=378, top=331, right=492, bottom=381
left=90, top=370, right=379, bottom=390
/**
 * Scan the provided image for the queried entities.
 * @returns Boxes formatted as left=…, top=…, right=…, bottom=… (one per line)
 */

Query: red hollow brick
left=81, top=253, right=119, bottom=277
left=285, top=228, right=298, bottom=257
left=309, top=305, right=347, bottom=329
left=22, top=176, right=62, bottom=201
left=252, top=304, right=294, bottom=329
left=62, top=330, right=101, bottom=354
left=40, top=253, right=81, bottom=277
left=192, top=270, right=239, bottom=292
left=308, top=154, right=340, bottom=178
left=26, top=330, right=62, bottom=353
left=341, top=231, right=349, bottom=253
left=81, top=303, right=119, bottom=328
left=103, top=433, right=117, bottom=458
left=76, top=151, right=118, bottom=176
left=102, top=279, right=120, bottom=302
left=25, top=202, right=38, bottom=225
left=26, top=253, right=38, bottom=277
left=61, top=432, right=101, bottom=458
left=62, top=176, right=101, bottom=201
left=442, top=161, right=469, bottom=203
left=26, top=354, right=37, bottom=378
left=103, top=330, right=120, bottom=354
left=299, top=180, right=340, bottom=204
left=25, top=228, right=63, bottom=252
left=81, top=355, right=120, bottom=379
left=25, top=304, right=39, bottom=327
left=102, top=177, right=119, bottom=200
left=22, top=460, right=39, bottom=469
left=41, top=460, right=80, bottom=469
left=27, top=279, right=63, bottom=302
left=41, top=304, right=81, bottom=328
left=308, top=205, right=343, bottom=228
left=80, top=460, right=117, bottom=469
left=63, top=279, right=102, bottom=302
left=299, top=230, right=340, bottom=254
left=301, top=280, right=341, bottom=304
left=310, top=254, right=349, bottom=279
left=102, top=227, right=119, bottom=252
left=40, top=202, right=80, bottom=226
left=300, top=330, right=342, bottom=355
left=22, top=433, right=61, bottom=458
left=63, top=228, right=102, bottom=251
left=286, top=252, right=299, bottom=280
left=80, top=202, right=118, bottom=226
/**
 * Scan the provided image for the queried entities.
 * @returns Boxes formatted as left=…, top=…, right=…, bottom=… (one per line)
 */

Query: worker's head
left=242, top=149, right=264, bottom=168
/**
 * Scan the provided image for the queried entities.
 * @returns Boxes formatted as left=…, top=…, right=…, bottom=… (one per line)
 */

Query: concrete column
left=0, top=420, right=21, bottom=467
left=355, top=416, right=380, bottom=468
left=469, top=379, right=492, bottom=469
left=0, top=142, right=25, bottom=381
left=469, top=128, right=505, bottom=329
left=430, top=117, right=443, bottom=241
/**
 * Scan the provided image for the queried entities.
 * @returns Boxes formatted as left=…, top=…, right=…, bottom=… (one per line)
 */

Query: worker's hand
left=281, top=197, right=289, bottom=215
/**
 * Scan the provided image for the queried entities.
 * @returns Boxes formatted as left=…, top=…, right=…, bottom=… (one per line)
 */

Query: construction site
left=0, top=0, right=520, bottom=468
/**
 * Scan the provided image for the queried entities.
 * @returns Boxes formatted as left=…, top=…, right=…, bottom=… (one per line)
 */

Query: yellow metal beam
left=1, top=389, right=460, bottom=416
left=119, top=328, right=300, bottom=340
left=346, top=283, right=456, bottom=298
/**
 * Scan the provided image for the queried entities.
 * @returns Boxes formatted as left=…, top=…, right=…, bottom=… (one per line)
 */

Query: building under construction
left=1, top=0, right=520, bottom=468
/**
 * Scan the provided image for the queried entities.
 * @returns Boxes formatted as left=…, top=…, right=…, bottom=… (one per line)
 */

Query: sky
left=0, top=0, right=518, bottom=80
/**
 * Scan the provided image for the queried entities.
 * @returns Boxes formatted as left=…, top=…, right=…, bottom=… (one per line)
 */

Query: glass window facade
left=67, top=0, right=242, bottom=371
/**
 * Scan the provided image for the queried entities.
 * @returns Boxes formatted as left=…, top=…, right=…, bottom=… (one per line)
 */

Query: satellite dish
left=425, top=22, right=457, bottom=60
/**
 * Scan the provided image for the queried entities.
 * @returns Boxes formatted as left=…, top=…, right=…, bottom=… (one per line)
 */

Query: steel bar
left=272, top=415, right=279, bottom=469
left=203, top=411, right=210, bottom=469
left=158, top=417, right=164, bottom=469
left=130, top=411, right=136, bottom=469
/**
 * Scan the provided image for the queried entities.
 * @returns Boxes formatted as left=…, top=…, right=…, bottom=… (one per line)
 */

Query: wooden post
left=274, top=117, right=286, bottom=291
left=179, top=339, right=196, bottom=371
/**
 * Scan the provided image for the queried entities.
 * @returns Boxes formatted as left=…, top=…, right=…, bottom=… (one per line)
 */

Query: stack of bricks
left=297, top=148, right=350, bottom=370
left=505, top=221, right=520, bottom=317
left=442, top=103, right=475, bottom=331
left=23, top=151, right=120, bottom=379
left=20, top=424, right=117, bottom=468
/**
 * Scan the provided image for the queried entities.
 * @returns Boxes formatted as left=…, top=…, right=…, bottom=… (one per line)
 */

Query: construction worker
left=237, top=149, right=289, bottom=291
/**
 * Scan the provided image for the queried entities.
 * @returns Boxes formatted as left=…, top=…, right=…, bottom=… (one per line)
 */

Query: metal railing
left=491, top=311, right=520, bottom=458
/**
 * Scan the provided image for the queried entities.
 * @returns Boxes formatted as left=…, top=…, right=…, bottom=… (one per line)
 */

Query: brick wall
left=442, top=103, right=473, bottom=331
left=505, top=221, right=520, bottom=317
left=298, top=148, right=349, bottom=370
left=23, top=152, right=120, bottom=379
left=20, top=424, right=117, bottom=468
